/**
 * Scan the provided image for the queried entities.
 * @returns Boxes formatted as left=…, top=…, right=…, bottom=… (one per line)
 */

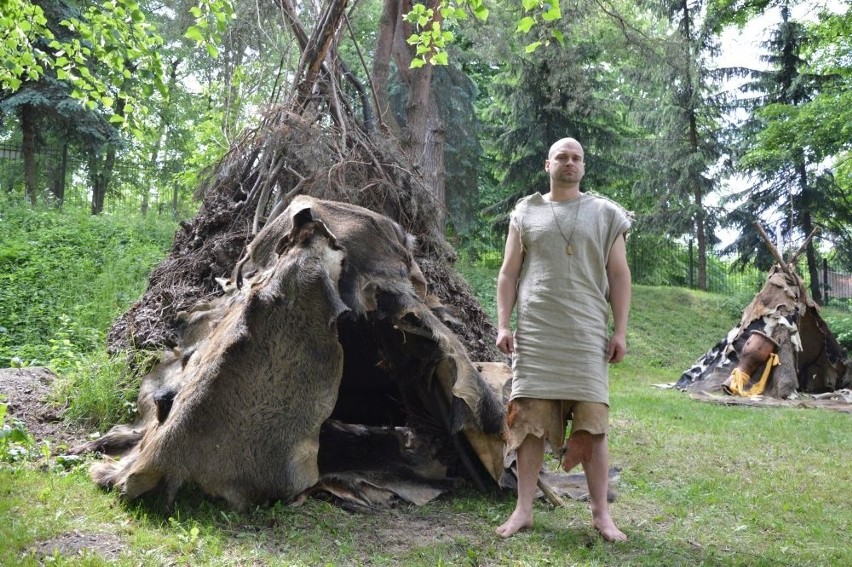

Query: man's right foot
left=495, top=510, right=533, bottom=538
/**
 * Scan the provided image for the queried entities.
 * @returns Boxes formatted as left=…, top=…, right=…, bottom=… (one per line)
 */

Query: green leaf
left=410, top=57, right=426, bottom=69
left=205, top=44, right=219, bottom=58
left=517, top=16, right=536, bottom=34
left=432, top=51, right=449, bottom=66
left=542, top=4, right=561, bottom=22
left=522, top=0, right=539, bottom=11
left=525, top=41, right=542, bottom=53
left=551, top=29, right=564, bottom=45
left=184, top=26, right=204, bottom=42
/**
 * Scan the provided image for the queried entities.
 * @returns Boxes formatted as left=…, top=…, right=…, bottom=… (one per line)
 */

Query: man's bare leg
left=496, top=434, right=544, bottom=538
left=582, top=435, right=627, bottom=541
left=561, top=430, right=593, bottom=472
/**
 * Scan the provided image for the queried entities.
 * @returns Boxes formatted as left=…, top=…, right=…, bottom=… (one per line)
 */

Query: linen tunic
left=509, top=192, right=632, bottom=405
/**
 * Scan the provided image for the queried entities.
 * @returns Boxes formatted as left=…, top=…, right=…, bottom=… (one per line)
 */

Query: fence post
left=823, top=258, right=830, bottom=305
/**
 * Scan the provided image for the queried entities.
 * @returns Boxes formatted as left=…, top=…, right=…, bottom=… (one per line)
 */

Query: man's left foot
left=593, top=517, right=627, bottom=542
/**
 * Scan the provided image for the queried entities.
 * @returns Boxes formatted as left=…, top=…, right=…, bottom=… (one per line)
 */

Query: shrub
left=0, top=198, right=176, bottom=368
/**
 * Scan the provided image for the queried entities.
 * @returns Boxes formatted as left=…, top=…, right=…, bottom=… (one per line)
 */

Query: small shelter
left=76, top=197, right=508, bottom=509
left=677, top=226, right=849, bottom=400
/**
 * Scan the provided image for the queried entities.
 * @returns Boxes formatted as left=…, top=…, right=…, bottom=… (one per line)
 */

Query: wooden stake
left=753, top=222, right=796, bottom=279
left=789, top=226, right=822, bottom=265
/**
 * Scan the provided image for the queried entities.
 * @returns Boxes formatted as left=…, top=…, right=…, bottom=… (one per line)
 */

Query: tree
left=370, top=0, right=448, bottom=229
left=791, top=6, right=852, bottom=270
left=0, top=0, right=165, bottom=212
left=471, top=1, right=642, bottom=219
left=724, top=2, right=837, bottom=300
left=626, top=0, right=727, bottom=291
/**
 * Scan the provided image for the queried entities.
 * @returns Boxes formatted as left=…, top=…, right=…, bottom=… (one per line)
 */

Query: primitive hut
left=677, top=228, right=849, bottom=399
left=79, top=196, right=508, bottom=508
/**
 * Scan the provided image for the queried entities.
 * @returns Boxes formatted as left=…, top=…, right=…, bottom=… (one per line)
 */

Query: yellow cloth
left=727, top=353, right=780, bottom=397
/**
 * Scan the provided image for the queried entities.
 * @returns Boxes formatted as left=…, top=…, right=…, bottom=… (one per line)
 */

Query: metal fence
left=627, top=235, right=852, bottom=305
left=0, top=142, right=179, bottom=214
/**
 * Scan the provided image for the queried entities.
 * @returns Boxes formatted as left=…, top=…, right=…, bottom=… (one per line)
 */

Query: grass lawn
left=2, top=281, right=850, bottom=566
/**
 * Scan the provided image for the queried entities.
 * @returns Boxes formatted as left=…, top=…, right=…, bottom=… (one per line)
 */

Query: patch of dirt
left=373, top=509, right=482, bottom=553
left=0, top=367, right=90, bottom=450
left=25, top=531, right=127, bottom=562
left=688, top=389, right=852, bottom=413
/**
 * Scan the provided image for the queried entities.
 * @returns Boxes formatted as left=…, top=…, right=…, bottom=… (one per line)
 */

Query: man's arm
left=496, top=224, right=524, bottom=354
left=606, top=233, right=631, bottom=363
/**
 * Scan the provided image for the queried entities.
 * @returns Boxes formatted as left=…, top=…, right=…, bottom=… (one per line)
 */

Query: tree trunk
left=682, top=0, right=706, bottom=291
left=20, top=104, right=38, bottom=205
left=388, top=0, right=446, bottom=231
left=797, top=161, right=822, bottom=303
left=89, top=140, right=118, bottom=215
left=689, top=113, right=706, bottom=291
left=803, top=212, right=821, bottom=303
left=51, top=141, right=68, bottom=205
left=142, top=140, right=157, bottom=215
left=90, top=99, right=125, bottom=215
left=371, top=0, right=402, bottom=135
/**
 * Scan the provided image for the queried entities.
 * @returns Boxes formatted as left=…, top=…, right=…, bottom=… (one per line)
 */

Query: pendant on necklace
left=566, top=244, right=573, bottom=256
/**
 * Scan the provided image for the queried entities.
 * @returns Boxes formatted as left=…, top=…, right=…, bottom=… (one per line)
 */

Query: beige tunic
left=509, top=192, right=632, bottom=405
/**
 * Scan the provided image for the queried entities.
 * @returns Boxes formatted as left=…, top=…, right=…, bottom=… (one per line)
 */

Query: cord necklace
left=548, top=195, right=583, bottom=256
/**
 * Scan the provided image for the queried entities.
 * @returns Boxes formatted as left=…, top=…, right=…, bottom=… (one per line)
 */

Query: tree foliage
left=1, top=0, right=166, bottom=131
left=722, top=3, right=850, bottom=299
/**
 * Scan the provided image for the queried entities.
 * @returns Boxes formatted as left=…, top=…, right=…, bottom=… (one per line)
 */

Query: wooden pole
left=753, top=222, right=796, bottom=279
left=788, top=226, right=821, bottom=265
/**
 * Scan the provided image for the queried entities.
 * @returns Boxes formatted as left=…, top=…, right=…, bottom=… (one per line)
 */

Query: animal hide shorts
left=505, top=398, right=609, bottom=456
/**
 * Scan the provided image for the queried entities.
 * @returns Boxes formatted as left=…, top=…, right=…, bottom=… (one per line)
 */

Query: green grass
left=0, top=197, right=177, bottom=368
left=2, top=212, right=851, bottom=566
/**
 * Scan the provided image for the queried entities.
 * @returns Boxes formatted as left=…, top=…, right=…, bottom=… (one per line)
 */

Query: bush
left=0, top=198, right=176, bottom=368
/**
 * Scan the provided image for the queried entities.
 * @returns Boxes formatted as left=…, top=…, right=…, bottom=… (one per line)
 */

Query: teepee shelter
left=75, top=196, right=507, bottom=509
left=677, top=226, right=849, bottom=400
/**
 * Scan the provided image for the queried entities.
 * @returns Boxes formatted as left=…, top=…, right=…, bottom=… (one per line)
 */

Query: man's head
left=545, top=138, right=585, bottom=187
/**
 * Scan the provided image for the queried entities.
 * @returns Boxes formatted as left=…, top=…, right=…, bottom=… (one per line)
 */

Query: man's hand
left=607, top=332, right=628, bottom=363
left=496, top=328, right=515, bottom=354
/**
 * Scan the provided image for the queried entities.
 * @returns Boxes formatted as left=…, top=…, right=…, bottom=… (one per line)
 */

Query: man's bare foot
left=495, top=510, right=533, bottom=538
left=593, top=516, right=627, bottom=542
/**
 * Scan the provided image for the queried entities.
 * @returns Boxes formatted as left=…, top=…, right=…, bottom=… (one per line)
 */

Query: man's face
left=545, top=140, right=585, bottom=184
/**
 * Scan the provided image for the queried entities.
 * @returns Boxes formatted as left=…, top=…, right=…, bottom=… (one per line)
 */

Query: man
left=494, top=137, right=632, bottom=541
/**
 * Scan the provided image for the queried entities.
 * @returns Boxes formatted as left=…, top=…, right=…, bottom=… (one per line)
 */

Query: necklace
left=548, top=196, right=583, bottom=255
